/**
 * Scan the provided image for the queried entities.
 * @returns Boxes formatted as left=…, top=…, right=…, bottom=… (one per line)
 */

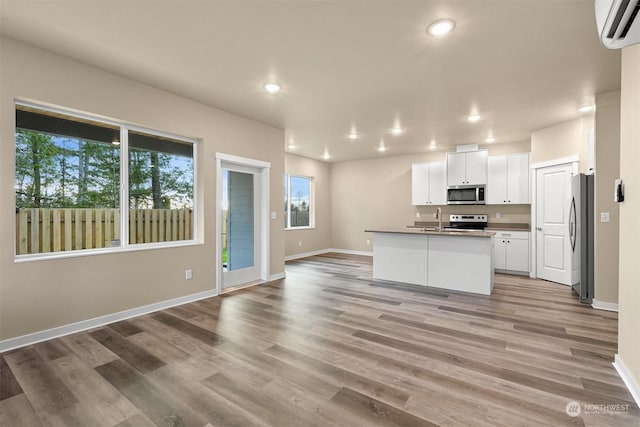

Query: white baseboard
left=592, top=299, right=619, bottom=312
left=285, top=248, right=373, bottom=260
left=269, top=272, right=286, bottom=281
left=284, top=249, right=332, bottom=261
left=329, top=248, right=373, bottom=257
left=613, top=354, right=640, bottom=408
left=0, top=288, right=218, bottom=353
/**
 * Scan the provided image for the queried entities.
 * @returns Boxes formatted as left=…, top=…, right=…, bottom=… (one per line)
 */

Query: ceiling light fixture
left=467, top=114, right=481, bottom=123
left=323, top=152, right=330, bottom=160
left=427, top=19, right=456, bottom=37
left=485, top=136, right=495, bottom=143
left=348, top=132, right=359, bottom=140
left=578, top=105, right=595, bottom=113
left=263, top=83, right=281, bottom=94
left=288, top=143, right=296, bottom=149
left=112, top=140, right=120, bottom=146
left=378, top=145, right=387, bottom=152
left=391, top=127, right=404, bottom=135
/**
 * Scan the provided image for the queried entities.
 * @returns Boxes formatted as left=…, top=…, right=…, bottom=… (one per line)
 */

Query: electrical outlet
left=433, top=212, right=437, bottom=218
left=496, top=212, right=501, bottom=219
left=271, top=211, right=277, bottom=219
left=298, top=241, right=302, bottom=247
left=415, top=212, right=420, bottom=218
left=185, top=269, right=193, bottom=280
left=600, top=212, right=610, bottom=223
left=366, top=239, right=371, bottom=245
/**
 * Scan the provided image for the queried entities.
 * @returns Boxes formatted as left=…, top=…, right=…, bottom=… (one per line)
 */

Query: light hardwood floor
left=1, top=253, right=638, bottom=426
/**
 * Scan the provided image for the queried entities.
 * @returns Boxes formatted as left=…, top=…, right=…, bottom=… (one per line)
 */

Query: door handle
left=536, top=226, right=542, bottom=231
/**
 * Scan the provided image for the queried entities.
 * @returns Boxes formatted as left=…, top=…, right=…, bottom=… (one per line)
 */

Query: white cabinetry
left=447, top=150, right=487, bottom=186
left=487, top=153, right=530, bottom=204
left=411, top=161, right=446, bottom=205
left=492, top=230, right=529, bottom=273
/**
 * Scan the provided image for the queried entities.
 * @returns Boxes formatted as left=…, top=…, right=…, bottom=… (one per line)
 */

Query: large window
left=284, top=174, right=313, bottom=229
left=14, top=102, right=196, bottom=257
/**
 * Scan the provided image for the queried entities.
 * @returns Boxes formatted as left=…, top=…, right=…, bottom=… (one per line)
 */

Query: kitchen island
left=365, top=228, right=495, bottom=295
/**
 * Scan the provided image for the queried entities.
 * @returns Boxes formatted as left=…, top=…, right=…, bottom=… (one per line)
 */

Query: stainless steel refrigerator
left=570, top=173, right=594, bottom=304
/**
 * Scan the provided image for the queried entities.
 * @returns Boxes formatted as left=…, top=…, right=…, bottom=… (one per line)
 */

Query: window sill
left=14, top=240, right=203, bottom=263
left=285, top=226, right=316, bottom=231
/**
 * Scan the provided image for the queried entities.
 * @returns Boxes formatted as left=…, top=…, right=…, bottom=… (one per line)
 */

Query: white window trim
left=14, top=99, right=200, bottom=262
left=284, top=173, right=315, bottom=230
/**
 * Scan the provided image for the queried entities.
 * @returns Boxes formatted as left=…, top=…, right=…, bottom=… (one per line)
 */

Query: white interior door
left=535, top=163, right=573, bottom=284
left=217, top=154, right=270, bottom=291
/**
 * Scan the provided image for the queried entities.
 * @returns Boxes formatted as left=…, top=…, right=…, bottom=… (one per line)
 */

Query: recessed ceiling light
left=429, top=145, right=437, bottom=150
left=485, top=136, right=495, bottom=143
left=323, top=152, right=330, bottom=160
left=427, top=19, right=456, bottom=37
left=391, top=127, right=404, bottom=135
left=378, top=145, right=387, bottom=152
left=348, top=132, right=359, bottom=140
left=263, top=83, right=281, bottom=94
left=467, top=114, right=481, bottom=123
left=112, top=140, right=120, bottom=146
left=578, top=105, right=595, bottom=113
left=288, top=144, right=296, bottom=149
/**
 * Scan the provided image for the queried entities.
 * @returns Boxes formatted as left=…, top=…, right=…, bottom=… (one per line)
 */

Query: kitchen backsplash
left=414, top=204, right=531, bottom=225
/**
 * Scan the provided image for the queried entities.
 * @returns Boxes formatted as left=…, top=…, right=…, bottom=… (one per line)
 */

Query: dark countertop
left=365, top=228, right=495, bottom=238
left=485, top=223, right=530, bottom=231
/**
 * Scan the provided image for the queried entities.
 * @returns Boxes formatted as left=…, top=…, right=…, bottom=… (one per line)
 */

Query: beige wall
left=330, top=141, right=531, bottom=253
left=284, top=153, right=331, bottom=257
left=594, top=91, right=621, bottom=304
left=618, top=44, right=640, bottom=395
left=0, top=38, right=285, bottom=341
left=531, top=116, right=594, bottom=171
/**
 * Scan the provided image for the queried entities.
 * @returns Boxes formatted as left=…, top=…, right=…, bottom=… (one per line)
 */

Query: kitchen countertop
left=485, top=223, right=530, bottom=231
left=411, top=221, right=530, bottom=232
left=365, top=228, right=495, bottom=238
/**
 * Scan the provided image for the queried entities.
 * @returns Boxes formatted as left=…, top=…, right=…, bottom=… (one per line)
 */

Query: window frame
left=14, top=99, right=200, bottom=262
left=284, top=173, right=314, bottom=230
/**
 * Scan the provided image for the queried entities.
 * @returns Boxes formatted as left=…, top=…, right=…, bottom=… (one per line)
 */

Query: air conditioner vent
left=607, top=0, right=631, bottom=38
left=597, top=0, right=640, bottom=49
left=620, top=1, right=640, bottom=37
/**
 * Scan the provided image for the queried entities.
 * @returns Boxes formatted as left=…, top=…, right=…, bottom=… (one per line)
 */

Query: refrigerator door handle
left=569, top=197, right=577, bottom=251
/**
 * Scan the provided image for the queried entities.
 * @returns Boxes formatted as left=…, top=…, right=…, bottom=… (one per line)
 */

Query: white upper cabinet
left=411, top=161, right=446, bottom=205
left=446, top=150, right=487, bottom=186
left=487, top=153, right=530, bottom=204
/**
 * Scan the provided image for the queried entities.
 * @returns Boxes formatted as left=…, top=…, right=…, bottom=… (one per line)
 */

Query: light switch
left=600, top=212, right=610, bottom=223
left=271, top=211, right=277, bottom=219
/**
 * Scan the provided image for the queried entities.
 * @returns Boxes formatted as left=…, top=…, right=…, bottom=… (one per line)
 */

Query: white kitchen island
left=365, top=228, right=495, bottom=295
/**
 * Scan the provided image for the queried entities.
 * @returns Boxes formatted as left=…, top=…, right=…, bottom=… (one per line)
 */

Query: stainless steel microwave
left=447, top=185, right=486, bottom=205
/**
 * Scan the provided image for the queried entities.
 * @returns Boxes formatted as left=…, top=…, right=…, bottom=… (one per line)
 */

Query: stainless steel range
left=444, top=214, right=488, bottom=231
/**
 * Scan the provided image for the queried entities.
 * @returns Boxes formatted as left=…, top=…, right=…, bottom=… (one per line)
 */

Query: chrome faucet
left=436, top=207, right=442, bottom=231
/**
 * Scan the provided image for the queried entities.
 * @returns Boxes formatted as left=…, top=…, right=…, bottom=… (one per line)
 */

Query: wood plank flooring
left=1, top=253, right=638, bottom=426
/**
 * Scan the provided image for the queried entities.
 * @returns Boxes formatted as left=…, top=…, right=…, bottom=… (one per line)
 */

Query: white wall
left=0, top=38, right=285, bottom=341
left=617, top=43, right=640, bottom=399
left=284, top=153, right=331, bottom=257
left=531, top=116, right=594, bottom=171
left=594, top=91, right=621, bottom=305
left=330, top=141, right=531, bottom=253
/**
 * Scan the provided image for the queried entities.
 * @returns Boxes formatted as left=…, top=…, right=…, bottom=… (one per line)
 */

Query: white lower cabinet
left=492, top=230, right=529, bottom=274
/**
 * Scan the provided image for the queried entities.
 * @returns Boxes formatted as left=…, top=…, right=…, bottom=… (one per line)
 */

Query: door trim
left=530, top=158, right=578, bottom=279
left=215, top=153, right=270, bottom=294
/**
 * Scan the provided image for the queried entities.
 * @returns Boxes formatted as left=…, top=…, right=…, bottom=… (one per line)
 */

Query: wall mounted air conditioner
left=596, top=0, right=640, bottom=49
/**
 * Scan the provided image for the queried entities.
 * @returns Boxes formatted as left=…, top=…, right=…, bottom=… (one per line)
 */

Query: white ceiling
left=0, top=0, right=621, bottom=163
